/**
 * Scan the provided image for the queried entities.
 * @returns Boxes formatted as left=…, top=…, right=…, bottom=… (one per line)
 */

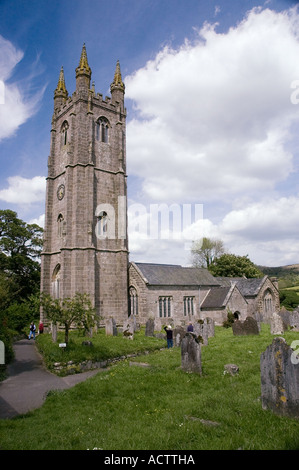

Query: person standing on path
left=28, top=322, right=36, bottom=340
left=164, top=325, right=173, bottom=348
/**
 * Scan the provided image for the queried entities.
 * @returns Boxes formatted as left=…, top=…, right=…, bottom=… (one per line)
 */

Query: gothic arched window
left=263, top=289, right=274, bottom=313
left=61, top=121, right=69, bottom=146
left=97, top=211, right=108, bottom=238
left=57, top=214, right=64, bottom=238
left=96, top=117, right=109, bottom=143
left=52, top=264, right=61, bottom=299
left=129, top=287, right=138, bottom=316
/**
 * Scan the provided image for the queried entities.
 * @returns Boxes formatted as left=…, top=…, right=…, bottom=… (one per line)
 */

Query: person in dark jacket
left=164, top=325, right=173, bottom=348
left=187, top=322, right=194, bottom=332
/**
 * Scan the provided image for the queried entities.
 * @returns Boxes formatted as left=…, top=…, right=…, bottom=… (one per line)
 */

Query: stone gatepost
left=181, top=332, right=202, bottom=375
left=260, top=337, right=299, bottom=418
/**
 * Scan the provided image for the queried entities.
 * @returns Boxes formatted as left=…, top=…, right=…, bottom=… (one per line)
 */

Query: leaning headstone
left=279, top=308, right=290, bottom=328
left=181, top=332, right=202, bottom=374
left=290, top=311, right=299, bottom=332
left=145, top=318, right=155, bottom=337
left=232, top=316, right=259, bottom=336
left=260, top=337, right=299, bottom=418
left=270, top=312, right=285, bottom=335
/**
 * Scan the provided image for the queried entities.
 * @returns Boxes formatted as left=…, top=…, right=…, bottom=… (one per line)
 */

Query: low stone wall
left=52, top=349, right=162, bottom=375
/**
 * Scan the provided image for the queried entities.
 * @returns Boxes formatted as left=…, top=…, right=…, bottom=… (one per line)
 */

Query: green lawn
left=1, top=325, right=299, bottom=450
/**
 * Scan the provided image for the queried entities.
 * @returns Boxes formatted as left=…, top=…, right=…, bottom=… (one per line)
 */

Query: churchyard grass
left=35, top=328, right=166, bottom=373
left=0, top=324, right=298, bottom=450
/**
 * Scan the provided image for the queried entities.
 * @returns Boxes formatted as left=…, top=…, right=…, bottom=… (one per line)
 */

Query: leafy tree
left=279, top=290, right=299, bottom=310
left=40, top=293, right=95, bottom=344
left=209, top=253, right=263, bottom=278
left=191, top=237, right=226, bottom=268
left=0, top=209, right=43, bottom=300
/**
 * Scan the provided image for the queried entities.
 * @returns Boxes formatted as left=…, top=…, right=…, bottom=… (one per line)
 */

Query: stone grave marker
left=145, top=318, right=155, bottom=337
left=105, top=317, right=117, bottom=336
left=194, top=321, right=208, bottom=345
left=232, top=316, right=259, bottom=336
left=270, top=312, right=285, bottom=335
left=173, top=326, right=187, bottom=346
left=181, top=332, right=202, bottom=375
left=290, top=311, right=299, bottom=332
left=205, top=317, right=215, bottom=338
left=260, top=337, right=299, bottom=418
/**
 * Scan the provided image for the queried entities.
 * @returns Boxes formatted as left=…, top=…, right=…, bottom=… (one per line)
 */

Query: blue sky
left=1, top=0, right=299, bottom=267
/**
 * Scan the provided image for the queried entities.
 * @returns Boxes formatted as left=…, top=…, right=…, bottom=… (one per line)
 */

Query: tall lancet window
left=129, top=287, right=138, bottom=316
left=57, top=214, right=64, bottom=238
left=61, top=121, right=69, bottom=146
left=52, top=264, right=61, bottom=299
left=97, top=211, right=108, bottom=238
left=96, top=117, right=109, bottom=143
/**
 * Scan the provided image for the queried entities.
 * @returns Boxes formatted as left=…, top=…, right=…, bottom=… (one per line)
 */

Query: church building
left=40, top=46, right=280, bottom=328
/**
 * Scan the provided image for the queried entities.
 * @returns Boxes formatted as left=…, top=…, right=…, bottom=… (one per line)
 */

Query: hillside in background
left=258, top=264, right=299, bottom=278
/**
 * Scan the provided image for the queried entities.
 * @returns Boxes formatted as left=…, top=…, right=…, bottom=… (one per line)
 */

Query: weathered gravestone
left=270, top=312, right=285, bottom=335
left=194, top=321, right=208, bottom=345
left=174, top=326, right=187, bottom=346
left=260, top=337, right=299, bottom=418
left=232, top=316, right=259, bottom=336
left=105, top=317, right=118, bottom=336
left=145, top=318, right=155, bottom=337
left=290, top=311, right=299, bottom=332
left=181, top=332, right=202, bottom=374
left=123, top=317, right=134, bottom=339
left=205, top=317, right=215, bottom=338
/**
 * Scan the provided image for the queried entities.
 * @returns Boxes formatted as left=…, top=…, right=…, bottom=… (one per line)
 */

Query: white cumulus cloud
left=0, top=35, right=45, bottom=141
left=0, top=176, right=46, bottom=204
left=125, top=6, right=299, bottom=203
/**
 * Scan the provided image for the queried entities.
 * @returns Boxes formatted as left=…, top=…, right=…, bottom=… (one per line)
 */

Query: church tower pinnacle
left=110, top=60, right=125, bottom=113
left=76, top=43, right=92, bottom=92
left=54, top=66, right=68, bottom=110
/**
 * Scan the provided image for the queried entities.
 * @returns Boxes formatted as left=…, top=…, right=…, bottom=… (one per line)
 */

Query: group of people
left=28, top=321, right=44, bottom=340
left=164, top=321, right=194, bottom=348
left=28, top=320, right=194, bottom=345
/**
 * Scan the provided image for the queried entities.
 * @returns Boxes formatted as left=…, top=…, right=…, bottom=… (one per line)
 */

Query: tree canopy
left=209, top=253, right=263, bottom=278
left=0, top=209, right=43, bottom=303
left=40, top=293, right=96, bottom=343
left=191, top=237, right=226, bottom=268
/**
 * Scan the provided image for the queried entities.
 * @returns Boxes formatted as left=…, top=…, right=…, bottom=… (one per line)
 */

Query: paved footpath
left=0, top=338, right=100, bottom=419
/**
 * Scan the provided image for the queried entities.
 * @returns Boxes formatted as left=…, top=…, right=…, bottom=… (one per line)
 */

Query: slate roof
left=200, top=287, right=231, bottom=309
left=216, top=276, right=267, bottom=297
left=133, top=262, right=220, bottom=287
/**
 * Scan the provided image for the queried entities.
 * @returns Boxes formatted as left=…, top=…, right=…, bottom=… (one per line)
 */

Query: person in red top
left=38, top=321, right=44, bottom=334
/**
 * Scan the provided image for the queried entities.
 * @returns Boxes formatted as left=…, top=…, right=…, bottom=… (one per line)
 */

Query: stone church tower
left=40, top=45, right=128, bottom=324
